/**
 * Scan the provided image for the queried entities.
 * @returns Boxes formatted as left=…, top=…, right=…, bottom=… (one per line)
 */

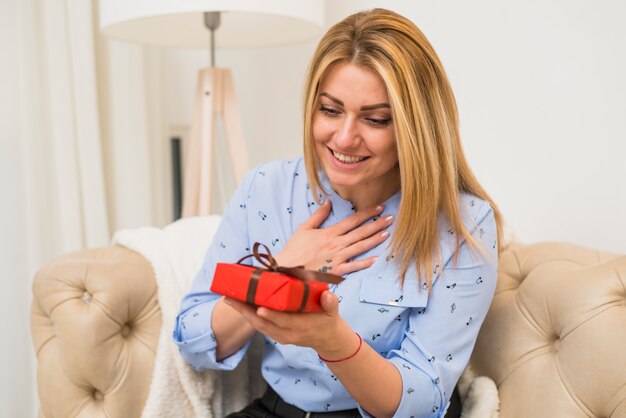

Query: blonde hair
left=303, top=8, right=504, bottom=288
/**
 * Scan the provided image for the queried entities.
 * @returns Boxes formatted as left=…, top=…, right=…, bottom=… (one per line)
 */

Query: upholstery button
left=93, top=390, right=104, bottom=400
left=121, top=324, right=131, bottom=337
left=81, top=291, right=92, bottom=303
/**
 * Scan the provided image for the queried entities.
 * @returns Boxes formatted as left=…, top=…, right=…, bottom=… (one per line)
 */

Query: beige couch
left=31, top=241, right=626, bottom=417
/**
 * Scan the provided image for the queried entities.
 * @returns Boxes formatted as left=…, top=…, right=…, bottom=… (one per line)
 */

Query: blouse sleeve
left=171, top=168, right=257, bottom=371
left=363, top=203, right=498, bottom=418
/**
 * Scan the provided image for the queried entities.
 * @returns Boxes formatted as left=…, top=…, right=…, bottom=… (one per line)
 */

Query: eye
left=365, top=117, right=392, bottom=127
left=319, top=105, right=340, bottom=117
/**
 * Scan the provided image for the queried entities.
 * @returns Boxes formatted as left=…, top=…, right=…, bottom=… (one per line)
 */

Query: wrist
left=314, top=322, right=359, bottom=360
left=318, top=332, right=362, bottom=363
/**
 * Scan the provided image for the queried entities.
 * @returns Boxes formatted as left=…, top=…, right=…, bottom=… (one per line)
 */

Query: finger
left=224, top=298, right=261, bottom=320
left=229, top=301, right=286, bottom=335
left=332, top=256, right=379, bottom=276
left=256, top=307, right=297, bottom=328
left=341, top=214, right=393, bottom=246
left=315, top=228, right=388, bottom=275
left=320, top=291, right=339, bottom=315
left=298, top=199, right=332, bottom=230
left=338, top=226, right=391, bottom=262
left=249, top=309, right=294, bottom=341
left=332, top=204, right=384, bottom=235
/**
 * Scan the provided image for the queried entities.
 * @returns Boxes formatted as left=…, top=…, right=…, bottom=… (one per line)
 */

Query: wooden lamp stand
left=182, top=12, right=249, bottom=217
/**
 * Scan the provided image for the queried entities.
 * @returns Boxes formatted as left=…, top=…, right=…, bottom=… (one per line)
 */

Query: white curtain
left=1, top=0, right=166, bottom=416
left=2, top=0, right=108, bottom=415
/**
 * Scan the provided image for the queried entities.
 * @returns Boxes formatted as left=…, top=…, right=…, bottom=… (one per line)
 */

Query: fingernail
left=381, top=231, right=390, bottom=238
left=384, top=215, right=394, bottom=223
left=372, top=256, right=379, bottom=264
left=325, top=292, right=334, bottom=304
left=375, top=205, right=384, bottom=212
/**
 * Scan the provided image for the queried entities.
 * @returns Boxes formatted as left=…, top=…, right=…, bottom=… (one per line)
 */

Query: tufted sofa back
left=470, top=242, right=626, bottom=417
left=31, top=241, right=626, bottom=417
left=31, top=247, right=161, bottom=418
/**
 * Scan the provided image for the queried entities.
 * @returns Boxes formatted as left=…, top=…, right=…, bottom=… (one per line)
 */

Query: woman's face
left=312, top=62, right=399, bottom=202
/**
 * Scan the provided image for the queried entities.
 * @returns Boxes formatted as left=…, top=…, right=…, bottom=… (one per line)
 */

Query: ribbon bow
left=236, top=242, right=344, bottom=312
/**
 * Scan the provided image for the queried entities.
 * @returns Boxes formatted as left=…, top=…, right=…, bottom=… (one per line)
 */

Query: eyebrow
left=319, top=92, right=390, bottom=111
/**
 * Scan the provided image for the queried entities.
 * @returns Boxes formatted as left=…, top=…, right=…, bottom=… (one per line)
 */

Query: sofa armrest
left=31, top=246, right=161, bottom=418
left=470, top=242, right=626, bottom=417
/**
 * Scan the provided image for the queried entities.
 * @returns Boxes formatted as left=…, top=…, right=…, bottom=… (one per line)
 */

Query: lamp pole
left=204, top=12, right=220, bottom=67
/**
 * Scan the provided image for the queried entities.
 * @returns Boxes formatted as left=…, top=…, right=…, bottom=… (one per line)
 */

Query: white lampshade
left=99, top=0, right=325, bottom=48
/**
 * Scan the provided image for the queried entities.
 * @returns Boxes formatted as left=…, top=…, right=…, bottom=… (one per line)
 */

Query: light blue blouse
left=173, top=157, right=498, bottom=418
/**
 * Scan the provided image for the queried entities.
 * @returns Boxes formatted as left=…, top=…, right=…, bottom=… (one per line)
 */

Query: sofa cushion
left=471, top=242, right=626, bottom=417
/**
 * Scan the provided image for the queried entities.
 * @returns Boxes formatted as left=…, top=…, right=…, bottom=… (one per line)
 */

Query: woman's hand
left=224, top=291, right=357, bottom=358
left=274, top=200, right=393, bottom=276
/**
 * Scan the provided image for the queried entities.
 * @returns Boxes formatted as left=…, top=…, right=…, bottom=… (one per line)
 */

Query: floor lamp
left=99, top=0, right=324, bottom=217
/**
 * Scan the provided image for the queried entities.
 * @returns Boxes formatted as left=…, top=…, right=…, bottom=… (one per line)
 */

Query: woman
left=174, top=8, right=503, bottom=418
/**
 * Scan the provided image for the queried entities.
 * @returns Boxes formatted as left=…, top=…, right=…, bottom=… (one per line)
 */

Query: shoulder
left=457, top=193, right=494, bottom=233
left=437, top=193, right=496, bottom=268
left=438, top=193, right=493, bottom=239
left=254, top=156, right=304, bottom=176
left=242, top=157, right=305, bottom=197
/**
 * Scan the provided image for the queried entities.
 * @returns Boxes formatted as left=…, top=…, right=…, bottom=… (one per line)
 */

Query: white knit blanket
left=112, top=216, right=264, bottom=418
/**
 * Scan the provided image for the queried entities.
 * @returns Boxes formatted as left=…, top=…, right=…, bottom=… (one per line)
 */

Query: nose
left=334, top=116, right=360, bottom=149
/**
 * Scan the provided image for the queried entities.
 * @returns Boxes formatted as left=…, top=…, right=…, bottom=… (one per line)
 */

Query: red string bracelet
left=318, top=333, right=363, bottom=363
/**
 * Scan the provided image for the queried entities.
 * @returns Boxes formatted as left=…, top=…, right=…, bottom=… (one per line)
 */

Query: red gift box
left=210, top=243, right=343, bottom=312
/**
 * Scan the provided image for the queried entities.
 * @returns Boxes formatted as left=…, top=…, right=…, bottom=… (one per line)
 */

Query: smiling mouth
left=329, top=147, right=369, bottom=164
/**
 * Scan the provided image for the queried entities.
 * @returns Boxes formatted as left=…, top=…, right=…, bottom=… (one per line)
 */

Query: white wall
left=323, top=0, right=626, bottom=253
left=161, top=0, right=625, bottom=252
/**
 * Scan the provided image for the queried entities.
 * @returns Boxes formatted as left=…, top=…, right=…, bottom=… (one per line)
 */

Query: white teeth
left=332, top=150, right=366, bottom=164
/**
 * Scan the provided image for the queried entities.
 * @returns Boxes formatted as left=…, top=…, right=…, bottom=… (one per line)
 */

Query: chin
left=325, top=169, right=373, bottom=195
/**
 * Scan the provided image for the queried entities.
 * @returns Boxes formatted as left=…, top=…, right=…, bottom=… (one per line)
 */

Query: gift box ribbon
left=236, top=242, right=344, bottom=312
